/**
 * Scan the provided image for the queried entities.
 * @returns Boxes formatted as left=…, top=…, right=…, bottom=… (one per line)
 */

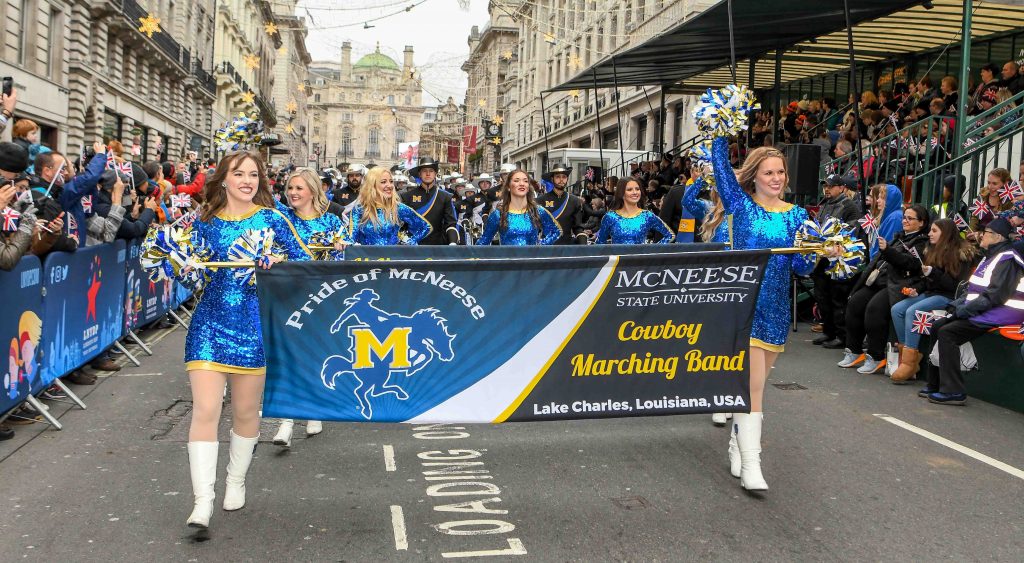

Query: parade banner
left=0, top=256, right=43, bottom=415
left=258, top=250, right=768, bottom=423
left=124, top=239, right=174, bottom=332
left=40, top=241, right=126, bottom=387
left=344, top=242, right=728, bottom=261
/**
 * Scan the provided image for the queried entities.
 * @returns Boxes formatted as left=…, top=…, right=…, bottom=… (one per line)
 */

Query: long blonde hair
left=285, top=167, right=329, bottom=216
left=358, top=168, right=398, bottom=227
left=699, top=188, right=726, bottom=241
left=736, top=146, right=788, bottom=199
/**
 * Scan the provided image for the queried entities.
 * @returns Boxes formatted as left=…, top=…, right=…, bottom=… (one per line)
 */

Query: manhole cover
left=772, top=382, right=807, bottom=390
left=611, top=495, right=650, bottom=509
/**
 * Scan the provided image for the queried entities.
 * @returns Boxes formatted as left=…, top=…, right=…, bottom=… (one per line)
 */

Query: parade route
left=2, top=323, right=1023, bottom=562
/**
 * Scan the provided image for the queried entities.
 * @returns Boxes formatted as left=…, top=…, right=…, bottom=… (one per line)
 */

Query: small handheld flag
left=858, top=213, right=876, bottom=233
left=171, top=193, right=192, bottom=208
left=81, top=195, right=93, bottom=214
left=969, top=198, right=991, bottom=219
left=911, top=311, right=934, bottom=335
left=1, top=207, right=20, bottom=231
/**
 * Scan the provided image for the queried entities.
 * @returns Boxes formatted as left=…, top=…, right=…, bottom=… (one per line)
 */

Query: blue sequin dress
left=185, top=206, right=312, bottom=374
left=595, top=209, right=674, bottom=244
left=682, top=178, right=730, bottom=243
left=476, top=207, right=562, bottom=245
left=277, top=201, right=344, bottom=259
left=339, top=203, right=431, bottom=245
left=711, top=136, right=815, bottom=351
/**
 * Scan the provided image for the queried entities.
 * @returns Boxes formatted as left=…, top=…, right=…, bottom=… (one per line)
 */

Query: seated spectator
left=839, top=200, right=928, bottom=374
left=969, top=63, right=1001, bottom=116
left=931, top=175, right=958, bottom=220
left=867, top=184, right=905, bottom=258
left=1003, top=61, right=1023, bottom=95
left=861, top=90, right=881, bottom=111
left=924, top=218, right=1024, bottom=404
left=889, top=218, right=979, bottom=383
left=968, top=169, right=1014, bottom=241
left=940, top=76, right=959, bottom=116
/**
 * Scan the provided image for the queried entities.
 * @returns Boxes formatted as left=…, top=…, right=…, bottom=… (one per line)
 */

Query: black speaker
left=784, top=144, right=822, bottom=196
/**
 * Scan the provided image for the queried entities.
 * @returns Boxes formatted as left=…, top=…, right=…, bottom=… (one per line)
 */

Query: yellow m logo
left=352, top=327, right=412, bottom=369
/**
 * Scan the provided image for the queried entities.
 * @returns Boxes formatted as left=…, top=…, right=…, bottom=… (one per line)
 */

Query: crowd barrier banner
left=40, top=241, right=127, bottom=388
left=258, top=250, right=769, bottom=423
left=124, top=239, right=174, bottom=332
left=344, top=242, right=728, bottom=261
left=0, top=256, right=44, bottom=416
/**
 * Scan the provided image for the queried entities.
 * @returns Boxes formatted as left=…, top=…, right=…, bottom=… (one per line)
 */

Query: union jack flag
left=825, top=162, right=837, bottom=174
left=911, top=311, right=934, bottom=335
left=171, top=193, right=192, bottom=208
left=858, top=213, right=876, bottom=233
left=953, top=214, right=969, bottom=231
left=118, top=160, right=133, bottom=177
left=1, top=207, right=19, bottom=231
left=929, top=137, right=939, bottom=148
left=584, top=167, right=594, bottom=181
left=909, top=247, right=921, bottom=262
left=963, top=137, right=977, bottom=149
left=182, top=170, right=191, bottom=184
left=969, top=198, right=991, bottom=219
left=1007, top=180, right=1024, bottom=198
left=1016, top=225, right=1024, bottom=237
left=105, top=148, right=116, bottom=170
left=998, top=184, right=1017, bottom=203
left=81, top=195, right=93, bottom=214
left=176, top=211, right=196, bottom=230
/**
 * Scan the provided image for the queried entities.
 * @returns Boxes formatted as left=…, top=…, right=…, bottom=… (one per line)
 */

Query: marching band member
left=340, top=167, right=431, bottom=246
left=330, top=163, right=366, bottom=208
left=538, top=165, right=588, bottom=244
left=182, top=151, right=311, bottom=530
left=710, top=135, right=815, bottom=492
left=683, top=175, right=730, bottom=243
left=476, top=169, right=561, bottom=246
left=594, top=177, right=674, bottom=244
left=401, top=157, right=459, bottom=245
left=271, top=167, right=345, bottom=449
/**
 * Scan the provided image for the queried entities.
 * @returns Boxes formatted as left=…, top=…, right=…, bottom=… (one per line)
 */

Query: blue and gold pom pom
left=140, top=224, right=211, bottom=289
left=796, top=217, right=866, bottom=280
left=226, top=228, right=282, bottom=285
left=693, top=84, right=760, bottom=139
left=215, top=113, right=265, bottom=152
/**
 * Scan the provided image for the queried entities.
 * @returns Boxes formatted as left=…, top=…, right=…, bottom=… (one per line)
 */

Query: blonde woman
left=709, top=135, right=816, bottom=492
left=271, top=167, right=345, bottom=448
left=339, top=167, right=431, bottom=246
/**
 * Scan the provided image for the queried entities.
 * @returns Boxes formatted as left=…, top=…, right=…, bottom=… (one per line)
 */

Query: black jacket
left=658, top=184, right=688, bottom=236
left=400, top=184, right=459, bottom=245
left=818, top=193, right=862, bottom=226
left=94, top=189, right=156, bottom=239
left=879, top=229, right=930, bottom=301
left=536, top=189, right=586, bottom=244
left=26, top=177, right=78, bottom=252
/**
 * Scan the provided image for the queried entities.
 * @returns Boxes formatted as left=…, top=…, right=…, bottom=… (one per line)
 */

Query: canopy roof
left=550, top=0, right=1024, bottom=92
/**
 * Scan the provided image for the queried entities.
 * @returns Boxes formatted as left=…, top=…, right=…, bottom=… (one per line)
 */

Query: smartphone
left=2, top=77, right=12, bottom=97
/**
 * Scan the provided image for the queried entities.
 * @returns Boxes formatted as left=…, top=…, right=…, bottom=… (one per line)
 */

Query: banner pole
left=23, top=395, right=63, bottom=430
left=113, top=341, right=142, bottom=367
left=52, top=379, right=88, bottom=410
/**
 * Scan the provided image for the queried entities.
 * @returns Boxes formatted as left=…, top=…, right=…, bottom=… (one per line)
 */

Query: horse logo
left=320, top=288, right=456, bottom=420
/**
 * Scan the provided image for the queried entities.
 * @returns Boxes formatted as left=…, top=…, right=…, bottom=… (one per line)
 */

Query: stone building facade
left=269, top=0, right=311, bottom=167
left=418, top=96, right=464, bottom=175
left=504, top=0, right=714, bottom=175
left=307, top=43, right=423, bottom=171
left=461, top=1, right=520, bottom=175
left=213, top=0, right=279, bottom=139
left=1, top=0, right=218, bottom=162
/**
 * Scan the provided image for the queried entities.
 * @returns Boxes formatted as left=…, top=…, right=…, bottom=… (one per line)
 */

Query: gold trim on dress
left=268, top=207, right=314, bottom=258
left=216, top=205, right=262, bottom=221
left=750, top=338, right=785, bottom=353
left=752, top=200, right=795, bottom=213
left=186, top=360, right=266, bottom=375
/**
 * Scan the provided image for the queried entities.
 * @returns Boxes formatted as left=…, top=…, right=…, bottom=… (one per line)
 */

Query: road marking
left=874, top=414, right=1024, bottom=481
left=383, top=444, right=396, bottom=472
left=390, top=505, right=408, bottom=550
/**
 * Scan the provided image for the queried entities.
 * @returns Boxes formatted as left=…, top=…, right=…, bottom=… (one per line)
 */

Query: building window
left=405, top=95, right=411, bottom=105
left=367, top=128, right=379, bottom=158
left=369, top=114, right=379, bottom=124
left=342, top=128, right=352, bottom=157
left=388, top=95, right=394, bottom=105
left=48, top=7, right=64, bottom=79
left=17, top=0, right=34, bottom=66
left=314, top=94, right=321, bottom=102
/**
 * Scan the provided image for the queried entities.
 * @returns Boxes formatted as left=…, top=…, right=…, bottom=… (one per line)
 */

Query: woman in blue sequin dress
left=338, top=168, right=431, bottom=246
left=181, top=152, right=311, bottom=530
left=595, top=177, right=674, bottom=244
left=682, top=175, right=730, bottom=243
left=710, top=135, right=815, bottom=492
left=476, top=169, right=561, bottom=245
left=271, top=167, right=345, bottom=448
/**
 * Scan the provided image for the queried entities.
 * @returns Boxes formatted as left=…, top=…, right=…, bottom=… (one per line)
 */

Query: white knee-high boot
left=734, top=412, right=768, bottom=491
left=186, top=441, right=219, bottom=528
left=223, top=429, right=259, bottom=511
left=728, top=420, right=741, bottom=478
left=273, top=419, right=294, bottom=448
left=305, top=420, right=323, bottom=436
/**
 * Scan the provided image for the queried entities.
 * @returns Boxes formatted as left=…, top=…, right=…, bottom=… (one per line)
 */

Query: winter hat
left=985, top=217, right=1012, bottom=239
left=0, top=142, right=29, bottom=174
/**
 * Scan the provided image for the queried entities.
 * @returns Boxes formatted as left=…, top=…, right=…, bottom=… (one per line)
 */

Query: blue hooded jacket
left=870, top=184, right=904, bottom=258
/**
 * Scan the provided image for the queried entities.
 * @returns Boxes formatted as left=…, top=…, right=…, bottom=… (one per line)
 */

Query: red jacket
left=173, top=171, right=207, bottom=197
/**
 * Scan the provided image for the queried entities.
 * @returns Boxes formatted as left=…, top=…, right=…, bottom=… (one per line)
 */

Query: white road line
left=383, top=444, right=397, bottom=472
left=874, top=414, right=1024, bottom=481
left=390, top=505, right=408, bottom=551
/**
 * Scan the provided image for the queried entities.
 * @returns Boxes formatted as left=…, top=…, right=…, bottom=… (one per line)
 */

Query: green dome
left=354, top=50, right=399, bottom=71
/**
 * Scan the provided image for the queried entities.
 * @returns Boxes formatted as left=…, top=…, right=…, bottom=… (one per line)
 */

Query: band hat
left=345, top=163, right=368, bottom=176
left=542, top=164, right=573, bottom=181
left=393, top=173, right=408, bottom=183
left=457, top=182, right=477, bottom=197
left=473, top=173, right=494, bottom=188
left=409, top=157, right=440, bottom=177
